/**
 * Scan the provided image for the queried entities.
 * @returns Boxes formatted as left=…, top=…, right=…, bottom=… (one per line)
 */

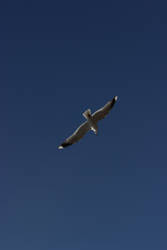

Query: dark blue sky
left=0, top=1, right=167, bottom=249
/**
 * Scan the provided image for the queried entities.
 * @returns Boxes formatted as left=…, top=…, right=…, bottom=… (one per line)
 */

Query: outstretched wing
left=92, top=96, right=118, bottom=122
left=58, top=121, right=90, bottom=149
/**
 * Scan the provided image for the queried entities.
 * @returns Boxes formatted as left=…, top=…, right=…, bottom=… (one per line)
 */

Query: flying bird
left=58, top=96, right=118, bottom=149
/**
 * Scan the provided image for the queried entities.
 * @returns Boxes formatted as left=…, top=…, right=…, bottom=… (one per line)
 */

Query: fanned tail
left=82, top=109, right=91, bottom=119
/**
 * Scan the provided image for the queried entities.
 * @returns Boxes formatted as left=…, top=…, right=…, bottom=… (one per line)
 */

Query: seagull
left=58, top=96, right=118, bottom=149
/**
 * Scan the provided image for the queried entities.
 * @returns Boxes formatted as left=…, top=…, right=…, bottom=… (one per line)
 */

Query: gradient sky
left=0, top=1, right=167, bottom=249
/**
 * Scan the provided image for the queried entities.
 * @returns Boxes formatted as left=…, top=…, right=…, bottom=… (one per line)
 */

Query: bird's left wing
left=58, top=121, right=90, bottom=149
left=92, top=96, right=118, bottom=122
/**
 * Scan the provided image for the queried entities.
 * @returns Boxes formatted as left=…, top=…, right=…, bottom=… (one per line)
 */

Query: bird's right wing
left=92, top=96, right=118, bottom=122
left=58, top=121, right=90, bottom=149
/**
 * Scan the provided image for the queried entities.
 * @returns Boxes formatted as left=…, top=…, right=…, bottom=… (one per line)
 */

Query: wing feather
left=58, top=121, right=90, bottom=149
left=92, top=96, right=118, bottom=122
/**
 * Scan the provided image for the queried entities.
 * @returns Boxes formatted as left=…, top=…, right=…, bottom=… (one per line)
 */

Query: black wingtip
left=58, top=142, right=73, bottom=149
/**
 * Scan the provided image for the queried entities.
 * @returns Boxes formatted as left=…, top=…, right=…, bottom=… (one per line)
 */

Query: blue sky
left=0, top=1, right=167, bottom=249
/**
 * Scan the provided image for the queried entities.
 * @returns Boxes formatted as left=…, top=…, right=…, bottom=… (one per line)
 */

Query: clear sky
left=0, top=1, right=167, bottom=249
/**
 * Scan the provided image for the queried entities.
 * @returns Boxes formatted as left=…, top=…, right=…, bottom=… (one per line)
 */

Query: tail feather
left=83, top=109, right=91, bottom=119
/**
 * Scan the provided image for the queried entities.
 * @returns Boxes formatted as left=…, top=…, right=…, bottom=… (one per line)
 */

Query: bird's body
left=82, top=109, right=98, bottom=134
left=58, top=96, right=118, bottom=149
